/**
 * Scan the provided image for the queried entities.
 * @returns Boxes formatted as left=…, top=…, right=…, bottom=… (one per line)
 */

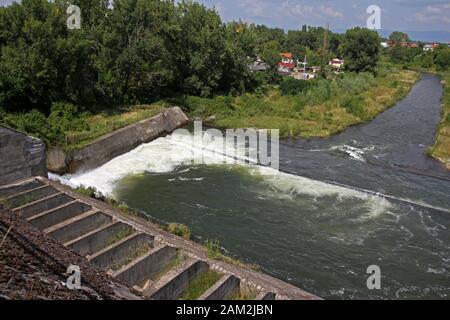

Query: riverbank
left=181, top=66, right=419, bottom=138
left=429, top=70, right=450, bottom=170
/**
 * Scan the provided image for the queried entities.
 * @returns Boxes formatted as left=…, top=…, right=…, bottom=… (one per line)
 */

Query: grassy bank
left=182, top=66, right=419, bottom=138
left=429, top=70, right=450, bottom=169
left=0, top=104, right=163, bottom=152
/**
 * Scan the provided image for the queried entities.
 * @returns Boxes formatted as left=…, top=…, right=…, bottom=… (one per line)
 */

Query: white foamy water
left=50, top=130, right=399, bottom=221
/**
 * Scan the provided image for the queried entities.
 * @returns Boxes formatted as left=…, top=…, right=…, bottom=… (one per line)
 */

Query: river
left=55, top=74, right=450, bottom=299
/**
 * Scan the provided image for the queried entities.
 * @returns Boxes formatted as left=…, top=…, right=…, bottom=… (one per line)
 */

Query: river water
left=55, top=74, right=450, bottom=299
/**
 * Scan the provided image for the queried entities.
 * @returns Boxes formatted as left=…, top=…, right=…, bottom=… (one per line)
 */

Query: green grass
left=204, top=239, right=260, bottom=271
left=63, top=104, right=164, bottom=151
left=428, top=70, right=450, bottom=169
left=147, top=250, right=187, bottom=283
left=0, top=197, right=11, bottom=210
left=110, top=242, right=153, bottom=271
left=107, top=227, right=134, bottom=246
left=182, top=67, right=419, bottom=138
left=205, top=239, right=220, bottom=260
left=14, top=194, right=35, bottom=207
left=167, top=223, right=191, bottom=240
left=180, top=270, right=222, bottom=300
left=228, top=288, right=257, bottom=300
left=74, top=185, right=96, bottom=198
left=0, top=104, right=164, bottom=152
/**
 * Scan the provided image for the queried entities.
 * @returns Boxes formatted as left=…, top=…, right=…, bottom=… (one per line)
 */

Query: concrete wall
left=47, top=107, right=190, bottom=173
left=0, top=126, right=47, bottom=186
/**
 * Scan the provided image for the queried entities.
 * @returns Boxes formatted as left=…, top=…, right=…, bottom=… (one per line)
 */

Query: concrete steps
left=0, top=177, right=320, bottom=300
left=198, top=274, right=240, bottom=300
left=143, top=259, right=209, bottom=300
left=44, top=210, right=112, bottom=243
left=111, top=245, right=178, bottom=288
left=89, top=232, right=154, bottom=271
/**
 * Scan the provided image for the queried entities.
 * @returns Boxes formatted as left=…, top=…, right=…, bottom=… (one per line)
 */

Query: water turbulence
left=55, top=74, right=450, bottom=299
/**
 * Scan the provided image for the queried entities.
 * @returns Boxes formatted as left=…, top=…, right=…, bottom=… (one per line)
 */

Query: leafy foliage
left=342, top=27, right=380, bottom=73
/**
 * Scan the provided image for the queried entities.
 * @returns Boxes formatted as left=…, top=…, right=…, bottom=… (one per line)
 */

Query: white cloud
left=411, top=4, right=450, bottom=25
left=280, top=1, right=344, bottom=20
left=238, top=0, right=269, bottom=18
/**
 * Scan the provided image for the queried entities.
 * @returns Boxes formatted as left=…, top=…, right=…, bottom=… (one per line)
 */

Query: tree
left=389, top=31, right=410, bottom=46
left=434, top=48, right=450, bottom=70
left=342, top=27, right=380, bottom=73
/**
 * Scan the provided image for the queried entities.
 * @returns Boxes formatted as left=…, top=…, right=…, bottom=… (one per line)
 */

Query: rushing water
left=55, top=74, right=450, bottom=299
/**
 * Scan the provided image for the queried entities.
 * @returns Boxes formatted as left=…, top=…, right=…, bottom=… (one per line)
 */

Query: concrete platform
left=198, top=274, right=240, bottom=300
left=145, top=259, right=209, bottom=300
left=112, top=245, right=178, bottom=287
left=66, top=221, right=133, bottom=257
left=44, top=210, right=112, bottom=243
left=89, top=232, right=154, bottom=271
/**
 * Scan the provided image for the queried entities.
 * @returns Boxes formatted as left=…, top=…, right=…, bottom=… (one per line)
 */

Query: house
left=410, top=42, right=418, bottom=48
left=329, top=59, right=344, bottom=71
left=248, top=57, right=270, bottom=72
left=380, top=42, right=389, bottom=48
left=423, top=44, right=437, bottom=52
left=293, top=72, right=316, bottom=80
left=278, top=53, right=296, bottom=75
left=280, top=52, right=294, bottom=64
left=311, top=66, right=320, bottom=73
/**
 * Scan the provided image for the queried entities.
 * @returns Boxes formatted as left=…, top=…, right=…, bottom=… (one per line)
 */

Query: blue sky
left=197, top=0, right=450, bottom=32
left=1, top=0, right=449, bottom=32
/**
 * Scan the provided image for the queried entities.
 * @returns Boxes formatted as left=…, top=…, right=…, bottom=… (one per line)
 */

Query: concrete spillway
left=0, top=176, right=320, bottom=300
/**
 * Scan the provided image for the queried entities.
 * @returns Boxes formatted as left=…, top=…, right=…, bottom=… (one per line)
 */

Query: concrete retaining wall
left=0, top=126, right=47, bottom=186
left=47, top=107, right=189, bottom=173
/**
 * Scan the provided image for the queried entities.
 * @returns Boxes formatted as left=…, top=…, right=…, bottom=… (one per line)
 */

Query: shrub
left=205, top=239, right=220, bottom=259
left=342, top=96, right=366, bottom=119
left=280, top=78, right=313, bottom=96
left=168, top=223, right=191, bottom=240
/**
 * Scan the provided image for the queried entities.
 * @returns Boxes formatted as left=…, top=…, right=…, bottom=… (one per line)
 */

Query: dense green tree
left=342, top=27, right=380, bottom=73
left=389, top=31, right=410, bottom=45
left=434, top=48, right=450, bottom=70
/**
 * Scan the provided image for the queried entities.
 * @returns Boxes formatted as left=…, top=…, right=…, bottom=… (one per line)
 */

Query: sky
left=1, top=0, right=449, bottom=34
left=197, top=0, right=450, bottom=32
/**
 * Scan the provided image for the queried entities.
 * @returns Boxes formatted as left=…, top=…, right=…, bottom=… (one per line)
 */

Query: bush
left=0, top=102, right=89, bottom=146
left=167, top=223, right=191, bottom=240
left=280, top=78, right=313, bottom=95
left=342, top=96, right=366, bottom=119
left=435, top=49, right=450, bottom=71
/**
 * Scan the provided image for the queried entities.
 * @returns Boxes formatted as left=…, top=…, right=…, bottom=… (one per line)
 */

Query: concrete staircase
left=0, top=177, right=320, bottom=300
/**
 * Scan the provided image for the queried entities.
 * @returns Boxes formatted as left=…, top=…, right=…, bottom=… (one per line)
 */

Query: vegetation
left=110, top=242, right=152, bottom=271
left=204, top=239, right=260, bottom=271
left=180, top=270, right=222, bottom=300
left=0, top=197, right=11, bottom=210
left=14, top=194, right=36, bottom=207
left=74, top=185, right=96, bottom=198
left=429, top=70, right=450, bottom=169
left=167, top=223, right=191, bottom=240
left=228, top=288, right=257, bottom=300
left=185, top=66, right=419, bottom=137
left=342, top=27, right=380, bottom=73
left=205, top=239, right=220, bottom=260
left=0, top=0, right=383, bottom=150
left=107, top=227, right=134, bottom=246
left=382, top=38, right=450, bottom=169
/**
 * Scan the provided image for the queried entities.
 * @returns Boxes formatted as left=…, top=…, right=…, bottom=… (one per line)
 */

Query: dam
left=0, top=108, right=319, bottom=300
